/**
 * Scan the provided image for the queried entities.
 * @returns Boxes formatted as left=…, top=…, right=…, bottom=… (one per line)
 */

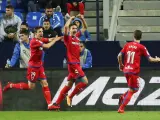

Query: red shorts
left=27, top=66, right=46, bottom=83
left=67, top=64, right=85, bottom=80
left=125, top=74, right=140, bottom=89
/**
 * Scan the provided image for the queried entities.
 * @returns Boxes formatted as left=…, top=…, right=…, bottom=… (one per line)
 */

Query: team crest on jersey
left=39, top=47, right=43, bottom=50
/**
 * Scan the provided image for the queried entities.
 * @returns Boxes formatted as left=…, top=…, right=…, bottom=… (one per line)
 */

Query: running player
left=52, top=16, right=88, bottom=109
left=3, top=26, right=62, bottom=110
left=117, top=30, right=160, bottom=113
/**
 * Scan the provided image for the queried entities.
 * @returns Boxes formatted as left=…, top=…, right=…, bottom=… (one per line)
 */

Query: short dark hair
left=134, top=30, right=142, bottom=40
left=69, top=23, right=77, bottom=29
left=80, top=41, right=86, bottom=47
left=21, top=22, right=28, bottom=28
left=34, top=26, right=43, bottom=33
left=45, top=4, right=53, bottom=9
left=6, top=4, right=14, bottom=9
left=20, top=29, right=29, bottom=36
left=43, top=19, right=50, bottom=23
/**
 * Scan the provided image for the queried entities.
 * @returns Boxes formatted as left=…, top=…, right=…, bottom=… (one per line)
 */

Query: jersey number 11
left=127, top=51, right=135, bottom=64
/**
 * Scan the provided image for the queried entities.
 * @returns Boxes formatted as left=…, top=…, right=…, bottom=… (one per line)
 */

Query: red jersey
left=121, top=42, right=150, bottom=74
left=28, top=38, right=49, bottom=67
left=76, top=31, right=81, bottom=38
left=64, top=35, right=80, bottom=64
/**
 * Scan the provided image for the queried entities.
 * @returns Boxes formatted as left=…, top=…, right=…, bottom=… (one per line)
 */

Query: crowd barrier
left=1, top=41, right=160, bottom=68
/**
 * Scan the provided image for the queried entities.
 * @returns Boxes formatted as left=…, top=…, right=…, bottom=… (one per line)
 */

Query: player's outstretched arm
left=43, top=36, right=63, bottom=49
left=117, top=52, right=124, bottom=71
left=148, top=56, right=160, bottom=62
left=64, top=16, right=75, bottom=35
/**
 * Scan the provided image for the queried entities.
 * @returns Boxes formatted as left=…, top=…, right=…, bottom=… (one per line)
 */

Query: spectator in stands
left=63, top=41, right=92, bottom=69
left=43, top=19, right=57, bottom=38
left=0, top=5, right=22, bottom=42
left=39, top=4, right=63, bottom=36
left=20, top=22, right=34, bottom=38
left=66, top=0, right=85, bottom=19
left=73, top=15, right=91, bottom=41
left=80, top=41, right=92, bottom=69
left=5, top=29, right=30, bottom=68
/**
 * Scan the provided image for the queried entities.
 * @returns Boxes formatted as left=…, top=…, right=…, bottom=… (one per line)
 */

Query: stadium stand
left=10, top=0, right=24, bottom=12
left=116, top=0, right=160, bottom=41
left=0, top=0, right=7, bottom=12
left=84, top=0, right=103, bottom=40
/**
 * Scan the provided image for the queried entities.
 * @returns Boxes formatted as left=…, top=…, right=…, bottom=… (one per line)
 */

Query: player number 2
left=127, top=51, right=135, bottom=64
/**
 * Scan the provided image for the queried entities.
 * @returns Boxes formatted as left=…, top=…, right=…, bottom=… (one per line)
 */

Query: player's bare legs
left=67, top=76, right=88, bottom=107
left=3, top=81, right=32, bottom=92
left=118, top=88, right=138, bottom=113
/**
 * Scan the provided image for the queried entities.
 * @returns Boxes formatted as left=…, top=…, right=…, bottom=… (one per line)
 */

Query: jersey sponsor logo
left=125, top=65, right=133, bottom=70
left=52, top=77, right=160, bottom=106
left=72, top=42, right=79, bottom=45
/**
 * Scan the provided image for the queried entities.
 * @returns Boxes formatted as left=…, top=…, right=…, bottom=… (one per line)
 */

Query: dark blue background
left=0, top=41, right=159, bottom=68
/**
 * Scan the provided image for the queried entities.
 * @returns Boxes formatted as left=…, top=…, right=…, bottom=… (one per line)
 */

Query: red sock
left=69, top=82, right=87, bottom=99
left=119, top=90, right=134, bottom=110
left=12, top=82, right=30, bottom=90
left=122, top=91, right=128, bottom=98
left=42, top=86, right=52, bottom=105
left=56, top=86, right=71, bottom=105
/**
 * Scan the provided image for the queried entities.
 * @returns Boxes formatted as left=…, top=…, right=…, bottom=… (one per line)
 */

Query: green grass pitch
left=0, top=111, right=160, bottom=120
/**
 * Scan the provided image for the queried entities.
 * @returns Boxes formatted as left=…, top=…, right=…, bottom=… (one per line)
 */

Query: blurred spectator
left=73, top=16, right=91, bottom=41
left=13, top=0, right=25, bottom=10
left=80, top=41, right=92, bottom=69
left=43, top=19, right=57, bottom=38
left=20, top=22, right=29, bottom=31
left=63, top=41, right=92, bottom=69
left=39, top=4, right=63, bottom=36
left=5, top=29, right=30, bottom=68
left=20, top=22, right=34, bottom=38
left=12, top=0, right=47, bottom=12
left=27, top=0, right=39, bottom=12
left=10, top=0, right=37, bottom=12
left=0, top=5, right=22, bottom=42
left=66, top=0, right=85, bottom=19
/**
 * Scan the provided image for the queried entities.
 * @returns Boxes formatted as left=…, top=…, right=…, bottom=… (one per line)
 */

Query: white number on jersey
left=127, top=51, right=135, bottom=64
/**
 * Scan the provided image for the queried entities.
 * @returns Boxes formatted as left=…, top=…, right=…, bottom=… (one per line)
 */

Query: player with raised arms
left=52, top=16, right=89, bottom=109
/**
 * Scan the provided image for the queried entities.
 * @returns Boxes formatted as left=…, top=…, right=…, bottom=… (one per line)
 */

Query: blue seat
left=14, top=9, right=24, bottom=12
left=14, top=12, right=23, bottom=21
left=0, top=13, right=3, bottom=19
left=0, top=0, right=7, bottom=12
left=26, top=12, right=42, bottom=28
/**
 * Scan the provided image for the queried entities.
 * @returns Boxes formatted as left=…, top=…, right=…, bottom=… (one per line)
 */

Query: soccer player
left=52, top=16, right=88, bottom=109
left=117, top=30, right=160, bottom=113
left=3, top=26, right=62, bottom=110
